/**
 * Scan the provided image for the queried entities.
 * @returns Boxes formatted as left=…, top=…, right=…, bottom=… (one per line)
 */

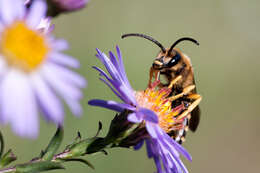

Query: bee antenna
left=168, top=37, right=199, bottom=55
left=121, top=33, right=166, bottom=53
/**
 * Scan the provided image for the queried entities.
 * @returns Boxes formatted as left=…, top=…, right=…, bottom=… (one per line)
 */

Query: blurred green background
left=1, top=0, right=260, bottom=173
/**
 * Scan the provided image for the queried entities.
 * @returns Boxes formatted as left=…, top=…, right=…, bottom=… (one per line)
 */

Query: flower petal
left=127, top=112, right=142, bottom=123
left=0, top=0, right=24, bottom=24
left=145, top=123, right=158, bottom=138
left=51, top=39, right=69, bottom=51
left=65, top=98, right=82, bottom=116
left=30, top=73, right=64, bottom=124
left=163, top=132, right=192, bottom=161
left=0, top=70, right=38, bottom=138
left=49, top=52, right=80, bottom=68
left=134, top=139, right=144, bottom=150
left=95, top=48, right=137, bottom=105
left=145, top=139, right=156, bottom=158
left=26, top=0, right=47, bottom=28
left=88, top=99, right=135, bottom=112
left=0, top=58, right=7, bottom=79
left=41, top=64, right=83, bottom=99
left=99, top=77, right=125, bottom=102
left=45, top=62, right=86, bottom=88
left=139, top=108, right=158, bottom=123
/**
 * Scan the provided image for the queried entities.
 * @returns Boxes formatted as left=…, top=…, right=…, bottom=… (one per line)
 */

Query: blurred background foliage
left=1, top=0, right=260, bottom=173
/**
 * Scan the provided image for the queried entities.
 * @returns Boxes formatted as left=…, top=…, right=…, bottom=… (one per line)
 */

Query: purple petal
left=163, top=133, right=192, bottom=161
left=95, top=48, right=137, bottom=105
left=31, top=73, right=64, bottom=124
left=145, top=123, right=158, bottom=138
left=99, top=78, right=125, bottom=102
left=138, top=108, right=158, bottom=123
left=116, top=45, right=130, bottom=86
left=109, top=50, right=131, bottom=89
left=109, top=51, right=121, bottom=77
left=88, top=99, right=135, bottom=112
left=26, top=0, right=47, bottom=28
left=92, top=66, right=112, bottom=82
left=96, top=49, right=121, bottom=83
left=118, top=84, right=136, bottom=105
left=134, top=139, right=144, bottom=150
left=49, top=52, right=80, bottom=68
left=169, top=153, right=189, bottom=173
left=158, top=133, right=190, bottom=173
left=153, top=155, right=163, bottom=173
left=145, top=139, right=157, bottom=158
left=93, top=66, right=135, bottom=104
left=127, top=112, right=142, bottom=123
left=165, top=154, right=179, bottom=173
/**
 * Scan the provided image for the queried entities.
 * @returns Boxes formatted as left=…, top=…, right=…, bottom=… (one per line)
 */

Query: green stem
left=0, top=150, right=71, bottom=173
left=0, top=136, right=114, bottom=173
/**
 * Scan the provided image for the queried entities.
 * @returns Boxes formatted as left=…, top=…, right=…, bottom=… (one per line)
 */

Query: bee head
left=121, top=33, right=199, bottom=70
left=152, top=49, right=181, bottom=70
left=153, top=37, right=199, bottom=70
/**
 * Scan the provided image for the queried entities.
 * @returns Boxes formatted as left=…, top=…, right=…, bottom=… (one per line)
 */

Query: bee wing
left=189, top=106, right=200, bottom=132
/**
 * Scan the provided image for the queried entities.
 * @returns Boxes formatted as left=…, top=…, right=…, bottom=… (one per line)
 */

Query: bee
left=121, top=33, right=202, bottom=144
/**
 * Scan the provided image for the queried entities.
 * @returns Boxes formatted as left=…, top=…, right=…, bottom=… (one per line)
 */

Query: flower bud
left=27, top=0, right=88, bottom=17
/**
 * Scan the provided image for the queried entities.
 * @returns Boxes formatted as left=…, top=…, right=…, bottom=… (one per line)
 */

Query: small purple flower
left=0, top=0, right=86, bottom=138
left=51, top=0, right=88, bottom=11
left=89, top=46, right=192, bottom=173
left=30, top=0, right=88, bottom=17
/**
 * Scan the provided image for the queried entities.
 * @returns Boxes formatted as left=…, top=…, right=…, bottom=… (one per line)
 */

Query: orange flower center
left=0, top=21, right=49, bottom=72
left=135, top=82, right=185, bottom=133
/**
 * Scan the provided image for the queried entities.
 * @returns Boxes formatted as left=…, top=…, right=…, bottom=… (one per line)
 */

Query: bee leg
left=148, top=67, right=154, bottom=87
left=168, top=75, right=182, bottom=89
left=148, top=67, right=160, bottom=87
left=176, top=94, right=202, bottom=120
left=169, top=85, right=196, bottom=101
left=187, top=93, right=201, bottom=100
left=155, top=70, right=160, bottom=81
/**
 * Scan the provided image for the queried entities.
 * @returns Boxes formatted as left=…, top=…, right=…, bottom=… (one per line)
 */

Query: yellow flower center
left=135, top=85, right=185, bottom=133
left=0, top=21, right=49, bottom=72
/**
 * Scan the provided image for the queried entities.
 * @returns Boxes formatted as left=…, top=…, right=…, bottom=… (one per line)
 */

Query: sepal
left=0, top=150, right=17, bottom=168
left=41, top=127, right=63, bottom=161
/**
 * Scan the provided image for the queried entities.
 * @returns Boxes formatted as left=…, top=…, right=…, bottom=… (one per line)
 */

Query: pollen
left=135, top=81, right=187, bottom=133
left=0, top=21, right=49, bottom=72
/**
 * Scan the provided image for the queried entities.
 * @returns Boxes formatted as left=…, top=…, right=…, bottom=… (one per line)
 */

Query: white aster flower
left=0, top=0, right=86, bottom=138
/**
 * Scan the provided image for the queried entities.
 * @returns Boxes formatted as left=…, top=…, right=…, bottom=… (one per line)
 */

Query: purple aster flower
left=88, top=46, right=192, bottom=173
left=0, top=0, right=86, bottom=138
left=27, top=0, right=88, bottom=17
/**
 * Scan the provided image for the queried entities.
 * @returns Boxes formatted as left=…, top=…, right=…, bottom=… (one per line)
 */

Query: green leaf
left=0, top=149, right=17, bottom=168
left=42, top=127, right=63, bottom=161
left=94, top=121, right=102, bottom=137
left=59, top=158, right=94, bottom=169
left=15, top=161, right=64, bottom=173
left=0, top=131, right=4, bottom=159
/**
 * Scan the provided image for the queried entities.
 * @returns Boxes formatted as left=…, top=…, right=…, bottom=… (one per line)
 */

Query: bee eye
left=167, top=53, right=181, bottom=67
